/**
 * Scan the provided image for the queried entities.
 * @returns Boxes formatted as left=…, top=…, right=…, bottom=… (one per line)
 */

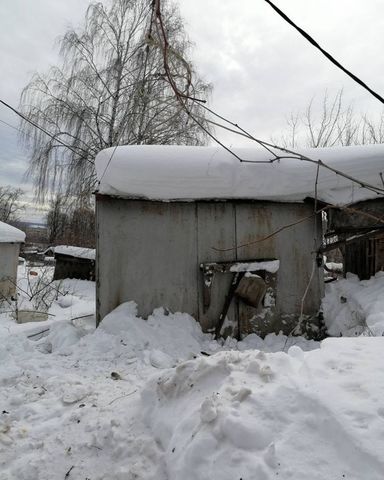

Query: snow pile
left=322, top=272, right=384, bottom=336
left=0, top=221, right=25, bottom=243
left=95, top=144, right=384, bottom=205
left=2, top=288, right=384, bottom=479
left=236, top=332, right=318, bottom=352
left=142, top=338, right=384, bottom=480
left=99, top=302, right=209, bottom=367
left=54, top=245, right=95, bottom=260
left=98, top=302, right=317, bottom=366
left=0, top=265, right=95, bottom=337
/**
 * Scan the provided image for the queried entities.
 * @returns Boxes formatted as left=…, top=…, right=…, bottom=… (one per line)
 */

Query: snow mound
left=98, top=302, right=319, bottom=367
left=99, top=302, right=210, bottom=365
left=322, top=272, right=384, bottom=336
left=141, top=338, right=384, bottom=480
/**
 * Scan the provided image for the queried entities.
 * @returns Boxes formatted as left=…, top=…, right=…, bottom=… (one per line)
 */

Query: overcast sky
left=1, top=0, right=383, bottom=220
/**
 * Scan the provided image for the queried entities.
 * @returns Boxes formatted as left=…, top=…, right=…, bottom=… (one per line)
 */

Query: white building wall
left=0, top=243, right=20, bottom=298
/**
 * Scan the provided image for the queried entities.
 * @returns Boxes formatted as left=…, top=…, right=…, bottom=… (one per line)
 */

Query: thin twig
left=107, top=390, right=138, bottom=405
left=64, top=466, right=75, bottom=479
left=27, top=328, right=50, bottom=339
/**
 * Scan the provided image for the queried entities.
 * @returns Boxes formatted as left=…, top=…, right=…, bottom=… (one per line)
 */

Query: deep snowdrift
left=323, top=271, right=384, bottom=336
left=142, top=338, right=384, bottom=480
left=2, top=294, right=384, bottom=479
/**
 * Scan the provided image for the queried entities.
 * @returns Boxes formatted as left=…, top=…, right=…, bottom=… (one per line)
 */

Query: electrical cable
left=0, top=99, right=92, bottom=164
left=264, top=0, right=384, bottom=105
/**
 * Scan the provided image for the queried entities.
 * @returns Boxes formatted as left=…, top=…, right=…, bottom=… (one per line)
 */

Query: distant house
left=51, top=245, right=95, bottom=281
left=94, top=144, right=384, bottom=338
left=0, top=221, right=25, bottom=298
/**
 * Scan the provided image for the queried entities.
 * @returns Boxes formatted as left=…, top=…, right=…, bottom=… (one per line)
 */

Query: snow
left=54, top=245, right=95, bottom=260
left=141, top=338, right=384, bottom=480
left=323, top=271, right=384, bottom=336
left=0, top=265, right=95, bottom=338
left=95, top=144, right=384, bottom=205
left=229, top=259, right=280, bottom=273
left=2, top=264, right=384, bottom=479
left=0, top=221, right=25, bottom=243
left=325, top=261, right=343, bottom=272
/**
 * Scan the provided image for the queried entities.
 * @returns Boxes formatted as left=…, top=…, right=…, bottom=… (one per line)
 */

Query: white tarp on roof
left=0, top=221, right=25, bottom=243
left=95, top=144, right=384, bottom=205
left=54, top=245, right=95, bottom=260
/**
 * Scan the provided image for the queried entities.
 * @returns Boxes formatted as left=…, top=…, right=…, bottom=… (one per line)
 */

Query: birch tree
left=20, top=0, right=211, bottom=200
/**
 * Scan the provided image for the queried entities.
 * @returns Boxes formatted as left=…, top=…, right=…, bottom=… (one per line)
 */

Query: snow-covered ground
left=1, top=266, right=384, bottom=479
left=323, top=271, right=384, bottom=336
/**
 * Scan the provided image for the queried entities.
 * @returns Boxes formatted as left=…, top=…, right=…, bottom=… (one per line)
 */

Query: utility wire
left=0, top=117, right=22, bottom=134
left=152, top=0, right=276, bottom=163
left=0, top=99, right=93, bottom=164
left=148, top=0, right=384, bottom=198
left=264, top=0, right=384, bottom=105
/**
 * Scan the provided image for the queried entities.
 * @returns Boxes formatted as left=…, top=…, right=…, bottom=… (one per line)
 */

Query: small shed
left=52, top=245, right=95, bottom=281
left=0, top=221, right=25, bottom=298
left=94, top=144, right=384, bottom=338
left=325, top=198, right=384, bottom=279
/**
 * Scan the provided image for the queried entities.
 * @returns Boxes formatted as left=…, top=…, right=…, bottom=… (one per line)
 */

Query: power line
left=264, top=0, right=384, bottom=105
left=0, top=99, right=92, bottom=164
left=147, top=0, right=384, bottom=199
left=197, top=103, right=384, bottom=195
left=0, top=118, right=22, bottom=134
left=152, top=0, right=276, bottom=163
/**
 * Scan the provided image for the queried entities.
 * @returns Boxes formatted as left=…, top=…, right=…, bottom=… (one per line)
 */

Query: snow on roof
left=0, top=221, right=25, bottom=243
left=95, top=144, right=384, bottom=206
left=54, top=245, right=95, bottom=260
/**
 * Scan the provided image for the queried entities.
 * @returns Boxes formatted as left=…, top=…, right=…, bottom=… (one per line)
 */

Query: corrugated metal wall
left=96, top=196, right=323, bottom=336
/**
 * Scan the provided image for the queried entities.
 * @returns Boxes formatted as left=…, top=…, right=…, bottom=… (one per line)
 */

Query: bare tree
left=20, top=0, right=211, bottom=200
left=279, top=89, right=384, bottom=148
left=46, top=195, right=95, bottom=247
left=46, top=195, right=68, bottom=244
left=0, top=186, right=24, bottom=223
left=67, top=205, right=95, bottom=247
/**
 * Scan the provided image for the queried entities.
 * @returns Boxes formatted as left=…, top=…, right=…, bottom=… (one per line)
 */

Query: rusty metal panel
left=97, top=197, right=198, bottom=322
left=96, top=196, right=323, bottom=336
left=235, top=202, right=322, bottom=336
left=196, top=202, right=237, bottom=333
